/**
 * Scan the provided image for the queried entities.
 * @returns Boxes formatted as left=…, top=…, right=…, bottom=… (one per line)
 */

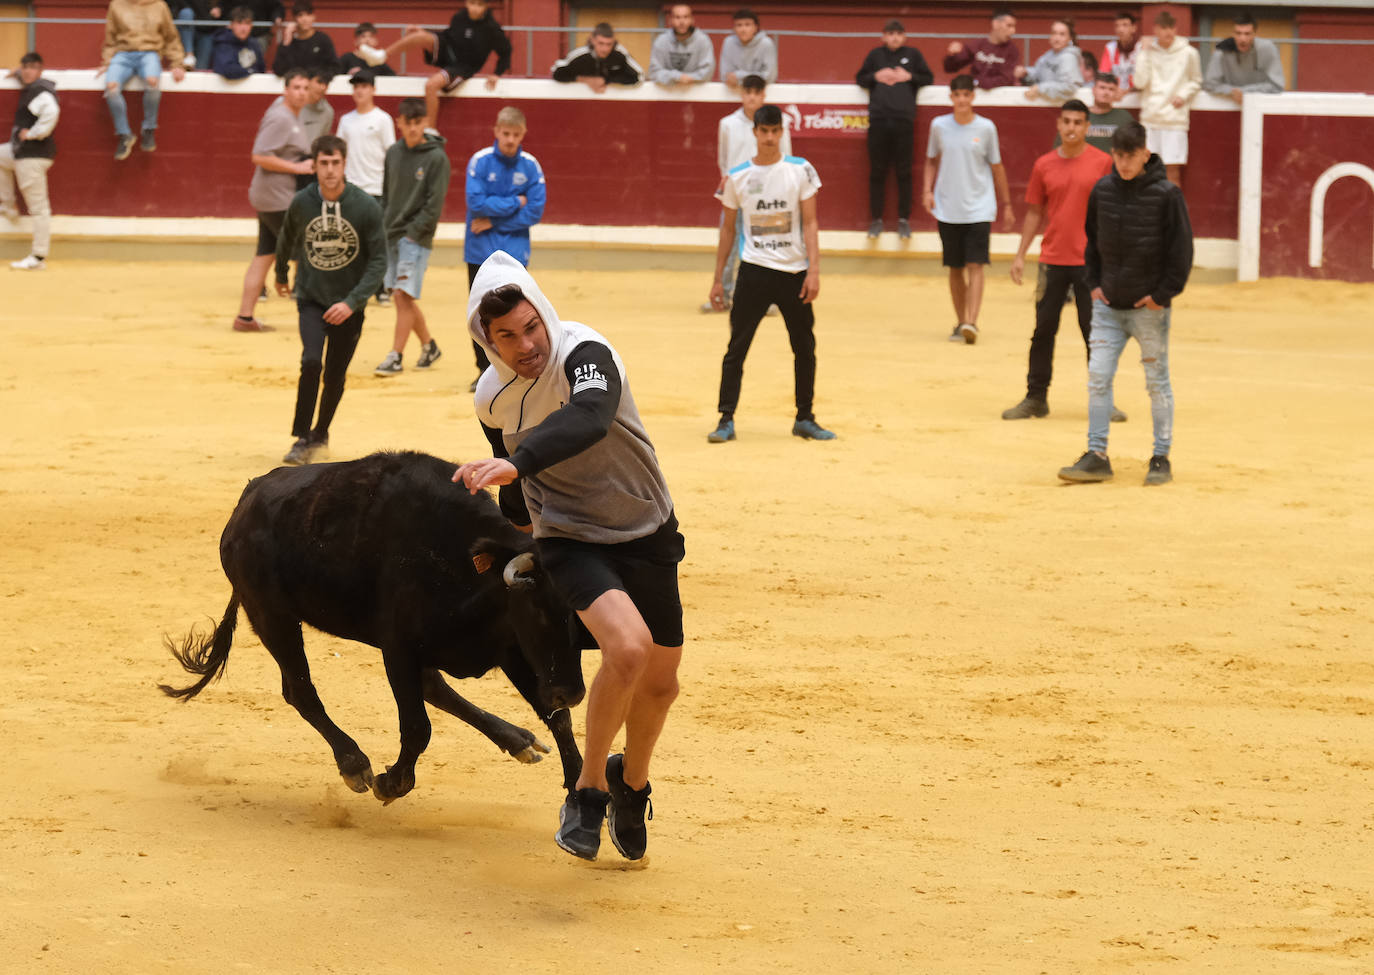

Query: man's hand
left=274, top=279, right=291, bottom=297
left=1024, top=84, right=1040, bottom=100
left=725, top=71, right=739, bottom=87
left=453, top=458, right=519, bottom=493
left=471, top=216, right=493, bottom=234
left=947, top=41, right=964, bottom=55
left=1134, top=295, right=1163, bottom=310
left=799, top=269, right=820, bottom=304
left=16, top=128, right=28, bottom=140
left=281, top=22, right=296, bottom=44
left=581, top=76, right=607, bottom=93
left=922, top=188, right=936, bottom=214
left=485, top=74, right=499, bottom=90
left=708, top=280, right=727, bottom=310
left=295, top=158, right=315, bottom=175
left=1138, top=36, right=1154, bottom=52
left=1091, top=287, right=1106, bottom=303
left=1229, top=89, right=1243, bottom=104
left=1014, top=65, right=1027, bottom=79
left=1009, top=254, right=1026, bottom=286
left=874, top=67, right=897, bottom=85
left=1001, top=202, right=1016, bottom=231
left=676, top=76, right=695, bottom=87
left=1170, top=95, right=1185, bottom=108
left=892, top=66, right=912, bottom=83
left=172, top=66, right=186, bottom=82
left=518, top=195, right=526, bottom=206
left=323, top=301, right=354, bottom=324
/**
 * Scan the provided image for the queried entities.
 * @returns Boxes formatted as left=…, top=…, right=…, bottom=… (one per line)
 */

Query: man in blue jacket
left=463, top=106, right=546, bottom=389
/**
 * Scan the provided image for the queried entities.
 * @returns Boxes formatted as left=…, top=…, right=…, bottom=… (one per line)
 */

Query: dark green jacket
left=382, top=132, right=451, bottom=247
left=275, top=182, right=387, bottom=313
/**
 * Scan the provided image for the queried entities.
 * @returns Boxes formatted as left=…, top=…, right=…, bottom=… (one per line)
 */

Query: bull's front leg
left=500, top=655, right=584, bottom=793
left=421, top=668, right=551, bottom=763
left=373, top=651, right=431, bottom=805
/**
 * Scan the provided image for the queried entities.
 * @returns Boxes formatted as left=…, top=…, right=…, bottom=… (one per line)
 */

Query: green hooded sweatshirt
left=382, top=131, right=451, bottom=248
left=275, top=182, right=388, bottom=312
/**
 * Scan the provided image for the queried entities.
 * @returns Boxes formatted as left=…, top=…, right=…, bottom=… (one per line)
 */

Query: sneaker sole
left=1144, top=475, right=1172, bottom=486
left=554, top=830, right=599, bottom=861
left=959, top=324, right=978, bottom=345
left=707, top=432, right=735, bottom=443
left=1058, top=470, right=1113, bottom=483
left=374, top=368, right=402, bottom=376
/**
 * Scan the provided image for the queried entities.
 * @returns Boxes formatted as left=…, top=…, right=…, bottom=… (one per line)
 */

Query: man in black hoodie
left=1059, top=121, right=1192, bottom=487
left=856, top=19, right=933, bottom=238
left=357, top=0, right=511, bottom=130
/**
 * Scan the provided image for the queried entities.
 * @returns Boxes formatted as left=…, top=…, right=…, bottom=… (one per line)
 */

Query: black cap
left=350, top=69, right=376, bottom=86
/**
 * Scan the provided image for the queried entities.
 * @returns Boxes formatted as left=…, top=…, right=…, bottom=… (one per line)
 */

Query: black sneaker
left=140, top=128, right=156, bottom=152
left=114, top=134, right=136, bottom=160
left=1058, top=450, right=1113, bottom=483
left=1110, top=406, right=1128, bottom=423
left=1144, top=455, right=1172, bottom=485
left=282, top=437, right=311, bottom=466
left=415, top=340, right=442, bottom=369
left=555, top=787, right=609, bottom=861
left=866, top=218, right=882, bottom=238
left=897, top=218, right=912, bottom=239
left=605, top=754, right=653, bottom=861
left=707, top=418, right=735, bottom=443
left=792, top=418, right=837, bottom=441
left=1002, top=397, right=1048, bottom=420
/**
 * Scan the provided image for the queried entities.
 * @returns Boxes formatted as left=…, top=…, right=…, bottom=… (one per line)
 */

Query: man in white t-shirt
left=335, top=69, right=394, bottom=302
left=706, top=104, right=834, bottom=444
left=922, top=74, right=1014, bottom=344
left=706, top=74, right=791, bottom=313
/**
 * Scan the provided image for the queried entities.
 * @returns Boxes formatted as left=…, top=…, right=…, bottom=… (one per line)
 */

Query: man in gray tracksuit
left=649, top=4, right=714, bottom=87
left=454, top=252, right=683, bottom=866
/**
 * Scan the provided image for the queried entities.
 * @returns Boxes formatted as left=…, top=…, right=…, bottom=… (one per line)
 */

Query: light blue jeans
left=1087, top=300, right=1173, bottom=457
left=105, top=50, right=163, bottom=136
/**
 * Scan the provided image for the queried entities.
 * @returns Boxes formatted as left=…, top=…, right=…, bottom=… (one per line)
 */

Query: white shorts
left=1145, top=127, right=1188, bottom=166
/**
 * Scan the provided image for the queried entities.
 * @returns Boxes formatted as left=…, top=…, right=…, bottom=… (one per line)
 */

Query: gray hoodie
left=649, top=27, right=715, bottom=85
left=719, top=30, right=777, bottom=84
left=468, top=252, right=673, bottom=543
left=1025, top=44, right=1083, bottom=100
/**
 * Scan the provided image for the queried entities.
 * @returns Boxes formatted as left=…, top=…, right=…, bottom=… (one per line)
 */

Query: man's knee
left=104, top=83, right=120, bottom=96
left=425, top=72, right=446, bottom=91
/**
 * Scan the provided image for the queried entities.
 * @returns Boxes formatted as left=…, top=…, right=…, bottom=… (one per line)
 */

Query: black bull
left=159, top=451, right=586, bottom=803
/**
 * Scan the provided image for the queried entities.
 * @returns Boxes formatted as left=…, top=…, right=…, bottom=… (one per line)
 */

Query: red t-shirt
left=1025, top=145, right=1113, bottom=266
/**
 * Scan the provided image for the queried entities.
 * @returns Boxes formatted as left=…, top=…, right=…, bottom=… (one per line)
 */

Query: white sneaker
left=11, top=254, right=45, bottom=270
left=374, top=350, right=403, bottom=375
left=358, top=44, right=388, bottom=66
left=182, top=53, right=196, bottom=68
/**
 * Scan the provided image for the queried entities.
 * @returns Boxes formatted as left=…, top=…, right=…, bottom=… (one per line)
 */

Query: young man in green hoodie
left=374, top=97, right=451, bottom=376
left=274, top=134, right=387, bottom=465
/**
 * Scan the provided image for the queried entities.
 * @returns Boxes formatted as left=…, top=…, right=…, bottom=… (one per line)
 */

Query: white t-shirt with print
left=336, top=107, right=395, bottom=197
left=721, top=155, right=822, bottom=274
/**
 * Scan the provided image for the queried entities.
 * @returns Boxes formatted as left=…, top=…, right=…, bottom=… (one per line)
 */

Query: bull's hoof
left=371, top=766, right=414, bottom=806
left=336, top=753, right=374, bottom=794
left=510, top=739, right=551, bottom=764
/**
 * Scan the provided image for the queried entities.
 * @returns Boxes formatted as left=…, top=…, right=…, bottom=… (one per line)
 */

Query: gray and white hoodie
left=719, top=30, right=777, bottom=84
left=649, top=26, right=715, bottom=84
left=468, top=252, right=673, bottom=544
left=1024, top=44, right=1084, bottom=101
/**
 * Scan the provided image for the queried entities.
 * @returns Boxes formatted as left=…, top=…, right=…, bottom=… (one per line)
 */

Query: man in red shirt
left=1002, top=99, right=1123, bottom=422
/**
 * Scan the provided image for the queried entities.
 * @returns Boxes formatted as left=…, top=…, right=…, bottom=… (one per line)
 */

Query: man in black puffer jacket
left=1059, top=120, right=1192, bottom=487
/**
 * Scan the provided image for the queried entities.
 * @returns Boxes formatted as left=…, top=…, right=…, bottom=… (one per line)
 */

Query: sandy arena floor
left=1, top=259, right=1371, bottom=973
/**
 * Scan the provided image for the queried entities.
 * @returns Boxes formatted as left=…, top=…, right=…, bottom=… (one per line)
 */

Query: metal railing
left=5, top=16, right=1372, bottom=89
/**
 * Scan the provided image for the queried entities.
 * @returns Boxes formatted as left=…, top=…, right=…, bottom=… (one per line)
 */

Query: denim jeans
left=1087, top=301, right=1173, bottom=456
left=105, top=50, right=164, bottom=136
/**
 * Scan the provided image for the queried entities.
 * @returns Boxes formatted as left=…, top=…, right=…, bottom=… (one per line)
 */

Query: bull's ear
left=471, top=537, right=518, bottom=574
left=472, top=552, right=494, bottom=574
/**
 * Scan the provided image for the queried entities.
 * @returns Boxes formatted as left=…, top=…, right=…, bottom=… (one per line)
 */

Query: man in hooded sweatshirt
left=454, top=252, right=683, bottom=865
left=1058, top=121, right=1191, bottom=488
left=374, top=98, right=450, bottom=376
left=649, top=4, right=714, bottom=87
left=1133, top=10, right=1201, bottom=187
left=856, top=19, right=934, bottom=239
left=273, top=134, right=386, bottom=466
left=719, top=8, right=776, bottom=87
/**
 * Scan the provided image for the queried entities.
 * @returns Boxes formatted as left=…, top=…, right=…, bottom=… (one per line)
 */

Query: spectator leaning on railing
left=650, top=4, right=715, bottom=87
left=943, top=8, right=1023, bottom=89
left=272, top=0, right=338, bottom=77
left=719, top=8, right=776, bottom=87
left=551, top=22, right=642, bottom=91
left=1101, top=10, right=1139, bottom=89
left=211, top=6, right=265, bottom=78
left=100, top=0, right=186, bottom=161
left=1203, top=11, right=1285, bottom=103
left=1023, top=18, right=1084, bottom=101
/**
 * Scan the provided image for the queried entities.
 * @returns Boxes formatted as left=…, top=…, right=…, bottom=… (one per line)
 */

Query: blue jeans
left=384, top=238, right=431, bottom=299
left=105, top=50, right=163, bottom=136
left=1087, top=301, right=1173, bottom=457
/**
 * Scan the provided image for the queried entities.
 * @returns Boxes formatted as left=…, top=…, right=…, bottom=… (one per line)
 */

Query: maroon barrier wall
left=0, top=84, right=1241, bottom=240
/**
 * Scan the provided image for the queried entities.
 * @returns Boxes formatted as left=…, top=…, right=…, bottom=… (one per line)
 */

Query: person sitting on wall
left=338, top=22, right=395, bottom=77
left=100, top=0, right=186, bottom=161
left=272, top=0, right=339, bottom=77
left=211, top=6, right=266, bottom=78
left=551, top=22, right=642, bottom=91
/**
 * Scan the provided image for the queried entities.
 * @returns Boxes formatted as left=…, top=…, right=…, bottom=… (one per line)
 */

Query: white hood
left=467, top=250, right=568, bottom=386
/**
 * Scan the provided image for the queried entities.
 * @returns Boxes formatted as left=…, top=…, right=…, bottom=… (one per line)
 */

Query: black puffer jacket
left=1084, top=154, right=1193, bottom=309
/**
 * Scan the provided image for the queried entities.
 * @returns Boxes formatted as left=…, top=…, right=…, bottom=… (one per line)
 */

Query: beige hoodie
left=1134, top=36, right=1202, bottom=130
left=101, top=0, right=184, bottom=67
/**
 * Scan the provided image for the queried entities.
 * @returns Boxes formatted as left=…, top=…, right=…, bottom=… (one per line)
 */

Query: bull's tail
left=158, top=593, right=241, bottom=701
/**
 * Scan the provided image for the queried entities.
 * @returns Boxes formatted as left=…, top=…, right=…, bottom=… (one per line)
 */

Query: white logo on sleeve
left=572, top=362, right=608, bottom=395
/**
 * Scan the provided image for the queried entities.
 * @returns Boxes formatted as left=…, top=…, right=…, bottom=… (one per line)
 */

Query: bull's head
left=473, top=540, right=586, bottom=716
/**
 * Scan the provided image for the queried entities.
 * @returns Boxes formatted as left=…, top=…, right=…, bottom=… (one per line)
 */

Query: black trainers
left=114, top=134, right=136, bottom=160
left=605, top=754, right=653, bottom=861
left=866, top=218, right=882, bottom=238
left=1058, top=450, right=1113, bottom=483
left=1144, top=455, right=1172, bottom=485
left=897, top=217, right=912, bottom=239
left=1002, top=397, right=1048, bottom=420
left=707, top=418, right=735, bottom=443
left=555, top=787, right=609, bottom=861
left=415, top=340, right=442, bottom=369
left=282, top=437, right=311, bottom=465
left=140, top=128, right=156, bottom=152
left=792, top=418, right=837, bottom=441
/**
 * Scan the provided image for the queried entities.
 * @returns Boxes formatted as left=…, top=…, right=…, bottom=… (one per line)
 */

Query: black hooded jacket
left=856, top=45, right=934, bottom=122
left=1084, top=154, right=1193, bottom=309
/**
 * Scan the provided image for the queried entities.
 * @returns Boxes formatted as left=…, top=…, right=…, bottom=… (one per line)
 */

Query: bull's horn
left=502, top=551, right=536, bottom=587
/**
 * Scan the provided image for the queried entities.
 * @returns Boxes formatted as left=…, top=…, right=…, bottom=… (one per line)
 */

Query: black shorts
left=937, top=220, right=991, bottom=268
left=536, top=513, right=685, bottom=648
left=256, top=209, right=286, bottom=257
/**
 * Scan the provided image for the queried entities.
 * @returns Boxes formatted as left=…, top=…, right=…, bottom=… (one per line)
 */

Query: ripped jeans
left=1087, top=301, right=1173, bottom=457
